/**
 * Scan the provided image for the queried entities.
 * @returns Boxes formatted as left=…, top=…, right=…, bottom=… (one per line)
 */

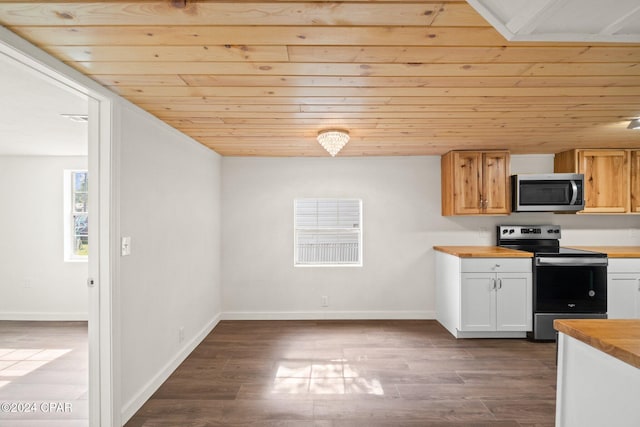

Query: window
left=64, top=170, right=88, bottom=261
left=294, top=199, right=362, bottom=266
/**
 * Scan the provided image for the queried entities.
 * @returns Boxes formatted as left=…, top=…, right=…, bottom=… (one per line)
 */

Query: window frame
left=63, top=169, right=88, bottom=263
left=293, top=198, right=363, bottom=268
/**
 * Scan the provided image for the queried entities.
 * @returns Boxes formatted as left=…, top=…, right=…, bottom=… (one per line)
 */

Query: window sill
left=295, top=263, right=362, bottom=268
left=64, top=258, right=88, bottom=263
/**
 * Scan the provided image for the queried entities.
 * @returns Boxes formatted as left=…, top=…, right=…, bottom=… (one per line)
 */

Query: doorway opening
left=0, top=49, right=90, bottom=425
left=0, top=26, right=115, bottom=426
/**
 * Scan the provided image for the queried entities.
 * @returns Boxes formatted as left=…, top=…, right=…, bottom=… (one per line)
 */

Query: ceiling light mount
left=317, top=129, right=350, bottom=157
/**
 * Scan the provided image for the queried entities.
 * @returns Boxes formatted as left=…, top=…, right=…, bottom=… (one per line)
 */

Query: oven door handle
left=535, top=257, right=608, bottom=266
left=569, top=180, right=578, bottom=205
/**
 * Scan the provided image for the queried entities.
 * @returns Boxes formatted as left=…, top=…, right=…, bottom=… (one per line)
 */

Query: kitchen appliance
left=511, top=173, right=584, bottom=212
left=497, top=225, right=608, bottom=341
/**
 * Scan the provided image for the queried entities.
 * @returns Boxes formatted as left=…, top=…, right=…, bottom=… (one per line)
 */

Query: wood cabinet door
left=482, top=151, right=510, bottom=214
left=631, top=150, right=640, bottom=213
left=451, top=151, right=483, bottom=214
left=578, top=150, right=629, bottom=213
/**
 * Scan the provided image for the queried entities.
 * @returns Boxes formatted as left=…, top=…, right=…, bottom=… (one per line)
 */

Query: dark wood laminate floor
left=0, top=321, right=88, bottom=426
left=127, top=320, right=557, bottom=427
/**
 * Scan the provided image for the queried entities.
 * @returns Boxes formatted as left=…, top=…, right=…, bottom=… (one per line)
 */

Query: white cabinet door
left=607, top=274, right=640, bottom=319
left=496, top=272, right=532, bottom=331
left=460, top=273, right=495, bottom=331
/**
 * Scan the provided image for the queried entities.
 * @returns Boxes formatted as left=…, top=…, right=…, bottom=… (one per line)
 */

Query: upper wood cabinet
left=441, top=150, right=510, bottom=216
left=631, top=150, right=640, bottom=213
left=554, top=149, right=634, bottom=214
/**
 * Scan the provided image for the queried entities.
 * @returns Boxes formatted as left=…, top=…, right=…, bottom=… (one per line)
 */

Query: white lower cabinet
left=461, top=272, right=531, bottom=332
left=436, top=253, right=532, bottom=338
left=607, top=259, right=640, bottom=319
left=460, top=273, right=495, bottom=331
left=555, top=332, right=640, bottom=427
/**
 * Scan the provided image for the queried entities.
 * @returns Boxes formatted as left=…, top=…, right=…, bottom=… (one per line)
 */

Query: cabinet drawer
left=608, top=258, right=640, bottom=274
left=462, top=258, right=531, bottom=273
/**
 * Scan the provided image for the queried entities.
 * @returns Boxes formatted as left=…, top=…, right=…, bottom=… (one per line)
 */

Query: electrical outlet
left=121, top=236, right=132, bottom=256
left=321, top=296, right=329, bottom=307
left=23, top=278, right=32, bottom=288
left=178, top=327, right=185, bottom=343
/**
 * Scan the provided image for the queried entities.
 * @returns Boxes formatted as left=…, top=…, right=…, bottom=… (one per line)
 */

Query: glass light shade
left=628, top=119, right=640, bottom=130
left=317, top=130, right=350, bottom=156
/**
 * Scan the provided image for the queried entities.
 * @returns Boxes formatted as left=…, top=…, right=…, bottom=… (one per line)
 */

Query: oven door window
left=534, top=265, right=606, bottom=313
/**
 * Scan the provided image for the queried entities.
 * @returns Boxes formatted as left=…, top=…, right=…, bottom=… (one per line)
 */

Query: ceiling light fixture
left=628, top=119, right=640, bottom=130
left=317, top=129, right=350, bottom=157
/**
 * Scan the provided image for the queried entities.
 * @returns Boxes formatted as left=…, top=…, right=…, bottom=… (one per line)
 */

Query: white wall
left=0, top=155, right=88, bottom=320
left=116, top=102, right=222, bottom=422
left=221, top=155, right=640, bottom=320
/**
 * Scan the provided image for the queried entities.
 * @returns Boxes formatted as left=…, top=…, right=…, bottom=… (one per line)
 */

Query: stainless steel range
left=497, top=225, right=608, bottom=341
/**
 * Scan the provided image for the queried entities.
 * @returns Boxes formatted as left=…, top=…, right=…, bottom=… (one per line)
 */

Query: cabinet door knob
left=497, top=278, right=502, bottom=289
left=492, top=278, right=497, bottom=290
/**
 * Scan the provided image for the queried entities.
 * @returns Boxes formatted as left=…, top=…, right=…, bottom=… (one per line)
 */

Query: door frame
left=0, top=27, right=119, bottom=426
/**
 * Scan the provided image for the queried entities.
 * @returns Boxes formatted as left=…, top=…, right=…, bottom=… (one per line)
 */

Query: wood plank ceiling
left=0, top=0, right=639, bottom=156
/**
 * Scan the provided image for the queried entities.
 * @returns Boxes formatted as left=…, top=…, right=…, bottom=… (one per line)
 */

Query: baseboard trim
left=453, top=330, right=528, bottom=339
left=0, top=312, right=89, bottom=321
left=120, top=312, right=222, bottom=424
left=221, top=311, right=436, bottom=320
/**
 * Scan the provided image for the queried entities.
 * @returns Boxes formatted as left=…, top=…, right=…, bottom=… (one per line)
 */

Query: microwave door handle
left=569, top=180, right=578, bottom=205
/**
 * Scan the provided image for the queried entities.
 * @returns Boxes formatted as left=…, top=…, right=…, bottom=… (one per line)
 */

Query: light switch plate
left=121, top=236, right=131, bottom=256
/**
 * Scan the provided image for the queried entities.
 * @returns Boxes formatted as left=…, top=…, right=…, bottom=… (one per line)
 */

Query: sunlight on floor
left=0, top=348, right=72, bottom=388
left=272, top=358, right=385, bottom=395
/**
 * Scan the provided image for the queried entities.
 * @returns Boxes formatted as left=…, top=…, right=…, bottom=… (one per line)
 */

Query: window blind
left=294, top=199, right=362, bottom=266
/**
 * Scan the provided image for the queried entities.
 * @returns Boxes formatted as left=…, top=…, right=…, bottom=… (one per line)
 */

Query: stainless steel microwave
left=511, top=173, right=585, bottom=212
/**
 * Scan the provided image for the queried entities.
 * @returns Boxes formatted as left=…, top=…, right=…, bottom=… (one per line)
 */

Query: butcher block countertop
left=433, top=246, right=532, bottom=258
left=554, top=319, right=640, bottom=369
left=566, top=246, right=640, bottom=258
